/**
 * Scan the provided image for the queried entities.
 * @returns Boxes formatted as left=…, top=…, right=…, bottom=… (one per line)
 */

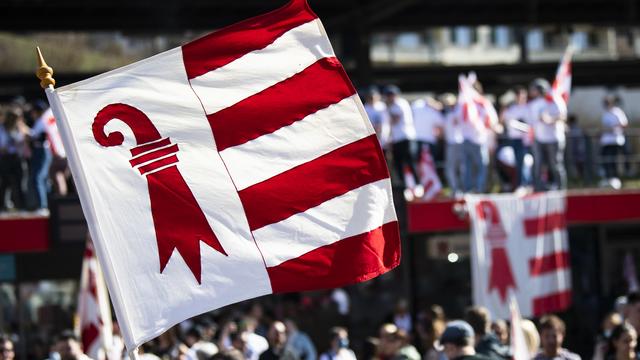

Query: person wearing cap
left=528, top=79, right=567, bottom=191
left=439, top=320, right=490, bottom=360
left=381, top=85, right=422, bottom=200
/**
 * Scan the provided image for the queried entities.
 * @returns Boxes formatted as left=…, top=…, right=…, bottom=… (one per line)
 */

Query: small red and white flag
left=417, top=147, right=442, bottom=201
left=76, top=239, right=113, bottom=359
left=465, top=72, right=499, bottom=129
left=549, top=46, right=573, bottom=116
left=510, top=296, right=530, bottom=360
left=45, top=0, right=399, bottom=352
left=38, top=108, right=66, bottom=158
left=467, top=192, right=571, bottom=319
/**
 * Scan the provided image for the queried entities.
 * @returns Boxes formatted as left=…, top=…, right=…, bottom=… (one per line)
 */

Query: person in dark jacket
left=464, top=307, right=509, bottom=360
left=439, top=320, right=491, bottom=360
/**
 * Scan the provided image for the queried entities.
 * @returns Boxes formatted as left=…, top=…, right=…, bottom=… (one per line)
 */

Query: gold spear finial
left=36, top=46, right=55, bottom=89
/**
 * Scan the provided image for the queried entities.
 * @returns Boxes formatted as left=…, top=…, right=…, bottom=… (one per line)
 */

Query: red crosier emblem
left=92, top=103, right=227, bottom=284
left=475, top=200, right=516, bottom=303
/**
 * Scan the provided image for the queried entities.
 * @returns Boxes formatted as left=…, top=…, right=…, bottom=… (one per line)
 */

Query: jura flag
left=76, top=239, right=113, bottom=359
left=467, top=192, right=571, bottom=319
left=46, top=0, right=399, bottom=351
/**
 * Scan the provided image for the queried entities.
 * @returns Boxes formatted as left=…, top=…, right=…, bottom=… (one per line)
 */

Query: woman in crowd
left=606, top=323, right=638, bottom=360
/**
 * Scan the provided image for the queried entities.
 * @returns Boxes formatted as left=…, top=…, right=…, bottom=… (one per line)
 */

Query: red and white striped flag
left=549, top=46, right=573, bottom=116
left=45, top=0, right=399, bottom=352
left=76, top=239, right=113, bottom=359
left=467, top=192, right=571, bottom=319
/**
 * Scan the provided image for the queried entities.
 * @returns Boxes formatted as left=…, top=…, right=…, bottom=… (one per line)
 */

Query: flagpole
left=36, top=47, right=140, bottom=354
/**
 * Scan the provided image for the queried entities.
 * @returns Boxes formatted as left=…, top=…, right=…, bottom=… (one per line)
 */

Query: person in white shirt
left=460, top=81, right=492, bottom=193
left=363, top=86, right=391, bottom=148
left=528, top=79, right=567, bottom=191
left=440, top=94, right=465, bottom=197
left=600, top=94, right=628, bottom=181
left=412, top=97, right=444, bottom=162
left=382, top=85, right=421, bottom=197
left=500, top=86, right=531, bottom=189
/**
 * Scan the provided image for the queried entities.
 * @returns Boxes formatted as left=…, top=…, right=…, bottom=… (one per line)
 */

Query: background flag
left=467, top=192, right=571, bottom=319
left=76, top=238, right=113, bottom=359
left=549, top=46, right=573, bottom=116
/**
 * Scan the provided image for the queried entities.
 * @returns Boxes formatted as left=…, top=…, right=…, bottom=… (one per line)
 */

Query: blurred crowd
left=0, top=81, right=635, bottom=212
left=3, top=289, right=640, bottom=360
left=0, top=97, right=71, bottom=215
left=362, top=79, right=633, bottom=201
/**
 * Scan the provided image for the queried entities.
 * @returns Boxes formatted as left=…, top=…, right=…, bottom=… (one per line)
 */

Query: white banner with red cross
left=467, top=191, right=571, bottom=319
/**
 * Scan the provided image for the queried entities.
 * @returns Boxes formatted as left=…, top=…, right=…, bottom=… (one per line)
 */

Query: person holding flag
left=528, top=79, right=567, bottom=191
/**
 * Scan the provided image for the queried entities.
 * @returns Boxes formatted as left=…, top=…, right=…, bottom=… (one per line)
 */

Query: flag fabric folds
left=467, top=192, right=571, bottom=319
left=47, top=0, right=399, bottom=351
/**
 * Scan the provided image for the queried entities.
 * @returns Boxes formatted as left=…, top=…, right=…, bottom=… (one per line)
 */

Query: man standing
left=412, top=96, right=444, bottom=164
left=534, top=315, right=580, bottom=360
left=441, top=94, right=465, bottom=198
left=500, top=86, right=531, bottom=189
left=460, top=81, right=492, bottom=194
left=528, top=79, right=567, bottom=191
left=382, top=85, right=421, bottom=200
left=600, top=94, right=629, bottom=187
left=439, top=321, right=491, bottom=360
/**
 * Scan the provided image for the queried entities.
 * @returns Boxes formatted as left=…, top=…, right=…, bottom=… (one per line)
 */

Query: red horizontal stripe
left=529, top=251, right=570, bottom=276
left=239, top=135, right=388, bottom=230
left=0, top=217, right=49, bottom=253
left=523, top=211, right=566, bottom=237
left=130, top=144, right=179, bottom=167
left=267, top=221, right=401, bottom=293
left=532, top=290, right=572, bottom=316
left=208, top=57, right=355, bottom=151
left=138, top=155, right=178, bottom=175
left=182, top=0, right=317, bottom=80
left=130, top=138, right=171, bottom=156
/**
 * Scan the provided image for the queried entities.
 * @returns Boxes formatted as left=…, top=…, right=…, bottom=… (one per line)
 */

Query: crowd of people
left=362, top=79, right=632, bottom=200
left=3, top=289, right=640, bottom=360
left=0, top=97, right=70, bottom=215
left=0, top=81, right=634, bottom=212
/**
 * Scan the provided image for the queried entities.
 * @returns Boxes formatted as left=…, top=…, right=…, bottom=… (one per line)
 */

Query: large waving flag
left=549, top=46, right=573, bottom=116
left=44, top=0, right=399, bottom=352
